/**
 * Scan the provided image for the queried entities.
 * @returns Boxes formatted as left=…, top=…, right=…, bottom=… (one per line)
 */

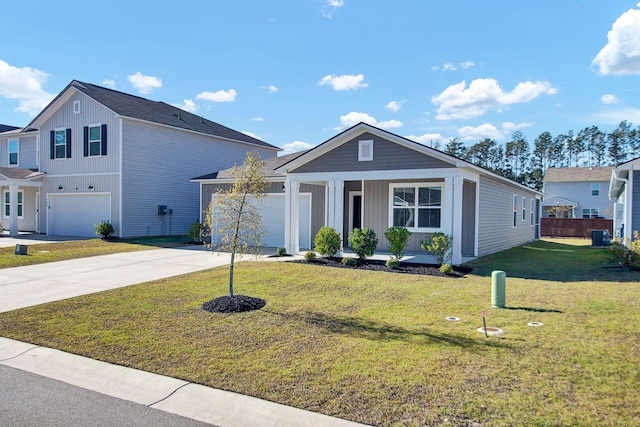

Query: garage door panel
left=49, top=194, right=111, bottom=237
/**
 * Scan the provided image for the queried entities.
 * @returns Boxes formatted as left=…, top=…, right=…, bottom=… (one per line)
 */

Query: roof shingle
left=544, top=166, right=613, bottom=183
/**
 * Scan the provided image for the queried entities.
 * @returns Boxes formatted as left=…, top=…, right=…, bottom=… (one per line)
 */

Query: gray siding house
left=0, top=80, right=279, bottom=237
left=542, top=167, right=614, bottom=219
left=609, top=156, right=640, bottom=241
left=195, top=123, right=543, bottom=265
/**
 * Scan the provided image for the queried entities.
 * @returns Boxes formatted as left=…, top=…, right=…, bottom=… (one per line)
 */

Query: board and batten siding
left=200, top=181, right=325, bottom=244
left=477, top=176, right=537, bottom=257
left=0, top=135, right=38, bottom=169
left=122, top=119, right=277, bottom=237
left=291, top=132, right=453, bottom=173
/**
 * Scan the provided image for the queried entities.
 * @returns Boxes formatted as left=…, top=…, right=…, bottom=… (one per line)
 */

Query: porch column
left=451, top=176, right=464, bottom=265
left=9, top=183, right=18, bottom=237
left=327, top=179, right=344, bottom=252
left=284, top=179, right=300, bottom=254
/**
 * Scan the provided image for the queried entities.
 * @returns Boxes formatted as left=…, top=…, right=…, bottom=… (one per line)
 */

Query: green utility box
left=491, top=270, right=506, bottom=308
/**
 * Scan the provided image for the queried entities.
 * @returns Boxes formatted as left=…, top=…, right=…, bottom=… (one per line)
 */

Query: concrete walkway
left=0, top=247, right=364, bottom=426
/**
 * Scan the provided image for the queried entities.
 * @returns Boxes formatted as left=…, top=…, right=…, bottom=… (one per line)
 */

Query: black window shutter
left=66, top=128, right=72, bottom=158
left=50, top=130, right=55, bottom=159
left=83, top=126, right=89, bottom=157
left=101, top=124, right=107, bottom=156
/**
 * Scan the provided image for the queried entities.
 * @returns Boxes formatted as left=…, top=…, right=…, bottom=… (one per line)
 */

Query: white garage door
left=48, top=194, right=111, bottom=237
left=261, top=194, right=311, bottom=249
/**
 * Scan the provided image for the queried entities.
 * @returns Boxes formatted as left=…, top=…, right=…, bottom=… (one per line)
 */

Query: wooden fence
left=540, top=218, right=613, bottom=238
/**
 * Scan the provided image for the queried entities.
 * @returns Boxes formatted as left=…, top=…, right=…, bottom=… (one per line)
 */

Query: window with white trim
left=582, top=208, right=599, bottom=219
left=591, top=183, right=600, bottom=196
left=390, top=183, right=442, bottom=231
left=358, top=140, right=373, bottom=161
left=54, top=129, right=67, bottom=159
left=513, top=194, right=517, bottom=227
left=89, top=125, right=102, bottom=156
left=522, top=196, right=526, bottom=221
left=3, top=190, right=23, bottom=218
left=530, top=199, right=535, bottom=226
left=8, top=138, right=18, bottom=166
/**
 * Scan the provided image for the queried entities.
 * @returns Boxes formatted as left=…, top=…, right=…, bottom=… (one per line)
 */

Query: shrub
left=384, top=226, right=411, bottom=260
left=342, top=257, right=357, bottom=267
left=608, top=231, right=640, bottom=270
left=277, top=247, right=287, bottom=256
left=187, top=221, right=203, bottom=242
left=421, top=232, right=453, bottom=265
left=0, top=223, right=4, bottom=233
left=94, top=221, right=115, bottom=239
left=439, top=263, right=453, bottom=275
left=386, top=258, right=401, bottom=269
left=348, top=228, right=378, bottom=260
left=314, top=226, right=341, bottom=257
left=304, top=251, right=317, bottom=262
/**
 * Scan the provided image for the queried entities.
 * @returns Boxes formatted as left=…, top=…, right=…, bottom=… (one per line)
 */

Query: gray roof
left=0, top=167, right=44, bottom=180
left=46, top=81, right=277, bottom=150
left=0, top=124, right=19, bottom=133
left=544, top=166, right=613, bottom=183
left=192, top=151, right=308, bottom=180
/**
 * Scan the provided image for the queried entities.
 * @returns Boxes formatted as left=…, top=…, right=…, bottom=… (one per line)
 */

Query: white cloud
left=459, top=61, right=475, bottom=69
left=127, top=72, right=162, bottom=95
left=172, top=99, right=198, bottom=113
left=443, top=63, right=457, bottom=71
left=592, top=108, right=640, bottom=124
left=262, top=85, right=278, bottom=93
left=432, top=78, right=557, bottom=120
left=385, top=100, right=404, bottom=112
left=430, top=65, right=441, bottom=71
left=241, top=131, right=261, bottom=139
left=458, top=122, right=533, bottom=141
left=405, top=133, right=445, bottom=145
left=334, top=111, right=402, bottom=131
left=0, top=59, right=55, bottom=116
left=601, top=94, right=619, bottom=104
left=280, top=140, right=315, bottom=155
left=319, top=74, right=367, bottom=91
left=432, top=61, right=475, bottom=72
left=251, top=116, right=265, bottom=122
left=101, top=79, right=116, bottom=89
left=196, top=89, right=237, bottom=103
left=592, top=5, right=640, bottom=75
left=322, top=0, right=344, bottom=18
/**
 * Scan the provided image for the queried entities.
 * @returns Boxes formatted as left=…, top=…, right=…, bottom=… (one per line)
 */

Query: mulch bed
left=291, top=257, right=472, bottom=278
left=202, top=295, right=267, bottom=313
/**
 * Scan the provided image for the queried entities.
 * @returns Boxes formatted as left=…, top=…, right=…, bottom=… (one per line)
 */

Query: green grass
left=0, top=239, right=638, bottom=426
left=0, top=236, right=193, bottom=269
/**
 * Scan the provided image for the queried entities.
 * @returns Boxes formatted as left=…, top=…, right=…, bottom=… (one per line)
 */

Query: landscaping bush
left=384, top=226, right=411, bottom=260
left=314, top=226, right=341, bottom=257
left=439, top=263, right=453, bottom=275
left=386, top=258, right=401, bottom=269
left=420, top=232, right=453, bottom=265
left=348, top=228, right=378, bottom=260
left=608, top=231, right=640, bottom=270
left=341, top=257, right=357, bottom=267
left=304, top=251, right=317, bottom=262
left=187, top=221, right=203, bottom=242
left=277, top=247, right=287, bottom=256
left=94, top=221, right=115, bottom=239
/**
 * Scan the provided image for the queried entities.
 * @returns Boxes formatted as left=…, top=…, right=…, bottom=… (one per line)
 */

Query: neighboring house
left=0, top=125, right=20, bottom=133
left=542, top=167, right=614, bottom=219
left=194, top=123, right=543, bottom=265
left=0, top=80, right=279, bottom=237
left=609, top=156, right=639, bottom=241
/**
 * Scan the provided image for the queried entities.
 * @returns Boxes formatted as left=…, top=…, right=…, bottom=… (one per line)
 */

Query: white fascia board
left=192, top=177, right=285, bottom=184
left=29, top=87, right=81, bottom=129
left=120, top=116, right=281, bottom=152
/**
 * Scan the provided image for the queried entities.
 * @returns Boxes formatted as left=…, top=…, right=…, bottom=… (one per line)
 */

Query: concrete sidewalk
left=0, top=337, right=364, bottom=426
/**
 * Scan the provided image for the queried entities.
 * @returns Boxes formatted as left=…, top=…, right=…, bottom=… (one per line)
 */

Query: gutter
left=609, top=169, right=628, bottom=200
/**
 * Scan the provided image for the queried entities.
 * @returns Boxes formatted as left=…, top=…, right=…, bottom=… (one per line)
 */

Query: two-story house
left=609, top=156, right=639, bottom=240
left=0, top=80, right=279, bottom=238
left=541, top=167, right=614, bottom=219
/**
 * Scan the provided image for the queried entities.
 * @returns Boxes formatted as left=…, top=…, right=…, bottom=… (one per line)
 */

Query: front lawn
left=0, top=239, right=638, bottom=426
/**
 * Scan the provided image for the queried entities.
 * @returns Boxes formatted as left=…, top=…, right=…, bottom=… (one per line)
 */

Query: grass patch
left=1, top=239, right=638, bottom=426
left=0, top=236, right=192, bottom=269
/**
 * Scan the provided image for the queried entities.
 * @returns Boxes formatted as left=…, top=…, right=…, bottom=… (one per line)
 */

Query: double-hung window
left=89, top=125, right=102, bottom=156
left=522, top=196, right=526, bottom=221
left=3, top=190, right=23, bottom=218
left=513, top=195, right=518, bottom=227
left=390, top=183, right=442, bottom=231
left=8, top=139, right=18, bottom=166
left=530, top=199, right=535, bottom=226
left=591, top=183, right=600, bottom=196
left=54, top=129, right=68, bottom=159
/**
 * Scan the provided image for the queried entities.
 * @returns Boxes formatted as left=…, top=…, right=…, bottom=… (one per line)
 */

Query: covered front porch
left=283, top=169, right=479, bottom=265
left=0, top=168, right=44, bottom=237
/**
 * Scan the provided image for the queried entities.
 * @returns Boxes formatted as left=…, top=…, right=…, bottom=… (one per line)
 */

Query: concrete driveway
left=0, top=247, right=233, bottom=313
left=0, top=233, right=88, bottom=248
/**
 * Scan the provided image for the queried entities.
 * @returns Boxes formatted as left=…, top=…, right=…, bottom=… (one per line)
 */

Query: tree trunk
left=228, top=251, right=235, bottom=298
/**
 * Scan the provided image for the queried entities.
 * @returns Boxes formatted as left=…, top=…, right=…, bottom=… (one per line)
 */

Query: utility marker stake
left=481, top=309, right=488, bottom=337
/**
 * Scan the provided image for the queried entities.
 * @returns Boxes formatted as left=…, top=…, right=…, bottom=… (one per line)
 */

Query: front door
left=35, top=192, right=40, bottom=233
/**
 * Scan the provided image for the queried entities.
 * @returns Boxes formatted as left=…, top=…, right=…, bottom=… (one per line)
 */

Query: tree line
left=439, top=120, right=640, bottom=190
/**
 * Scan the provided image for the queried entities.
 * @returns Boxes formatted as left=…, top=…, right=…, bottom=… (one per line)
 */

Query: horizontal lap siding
left=0, top=135, right=38, bottom=169
left=292, top=132, right=452, bottom=173
left=122, top=120, right=276, bottom=237
left=633, top=172, right=640, bottom=236
left=477, top=176, right=537, bottom=256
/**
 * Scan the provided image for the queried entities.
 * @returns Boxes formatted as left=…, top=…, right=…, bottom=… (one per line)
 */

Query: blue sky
left=1, top=1, right=639, bottom=154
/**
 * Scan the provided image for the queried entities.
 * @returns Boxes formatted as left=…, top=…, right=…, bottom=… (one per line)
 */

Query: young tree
left=206, top=151, right=267, bottom=298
